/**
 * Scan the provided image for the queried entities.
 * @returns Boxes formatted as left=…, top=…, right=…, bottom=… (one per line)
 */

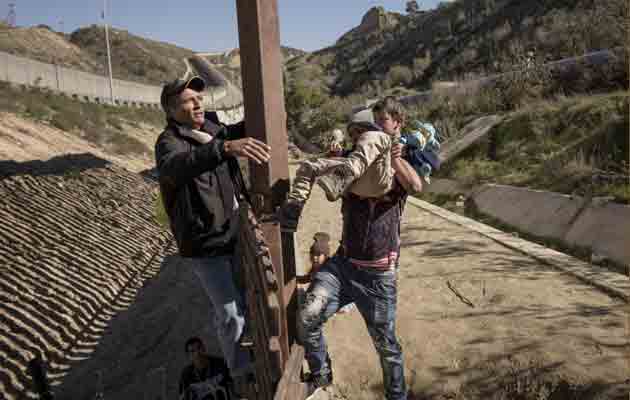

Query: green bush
left=23, top=98, right=50, bottom=120
left=386, top=65, right=414, bottom=88
left=51, top=108, right=84, bottom=132
left=434, top=91, right=629, bottom=203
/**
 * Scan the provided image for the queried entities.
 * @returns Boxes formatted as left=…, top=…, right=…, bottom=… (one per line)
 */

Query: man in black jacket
left=155, top=76, right=270, bottom=397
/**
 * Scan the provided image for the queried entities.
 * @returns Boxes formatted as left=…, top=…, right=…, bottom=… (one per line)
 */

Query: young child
left=278, top=114, right=393, bottom=232
left=279, top=97, right=435, bottom=232
left=299, top=232, right=355, bottom=314
left=308, top=232, right=331, bottom=279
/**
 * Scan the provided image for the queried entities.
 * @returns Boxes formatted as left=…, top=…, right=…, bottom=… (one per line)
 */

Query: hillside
left=286, top=0, right=627, bottom=96
left=201, top=46, right=307, bottom=88
left=0, top=22, right=307, bottom=88
left=0, top=81, right=164, bottom=172
left=432, top=92, right=630, bottom=203
left=0, top=23, right=193, bottom=85
left=69, top=25, right=195, bottom=85
left=202, top=46, right=305, bottom=65
left=0, top=24, right=101, bottom=72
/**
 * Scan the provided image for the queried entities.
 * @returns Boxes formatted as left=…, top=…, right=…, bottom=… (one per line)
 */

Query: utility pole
left=103, top=0, right=115, bottom=105
left=6, top=3, right=16, bottom=27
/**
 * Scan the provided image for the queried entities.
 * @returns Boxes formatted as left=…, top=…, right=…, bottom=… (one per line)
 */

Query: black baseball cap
left=160, top=76, right=206, bottom=112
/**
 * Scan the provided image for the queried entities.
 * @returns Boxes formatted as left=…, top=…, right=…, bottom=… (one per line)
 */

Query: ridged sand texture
left=0, top=158, right=172, bottom=400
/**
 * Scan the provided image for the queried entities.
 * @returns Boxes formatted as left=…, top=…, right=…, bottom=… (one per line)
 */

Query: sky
left=9, top=1, right=448, bottom=53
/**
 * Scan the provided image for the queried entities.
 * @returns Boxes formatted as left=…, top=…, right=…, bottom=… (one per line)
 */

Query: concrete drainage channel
left=407, top=196, right=630, bottom=302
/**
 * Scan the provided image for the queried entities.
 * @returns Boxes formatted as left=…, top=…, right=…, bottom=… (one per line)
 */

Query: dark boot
left=276, top=199, right=305, bottom=232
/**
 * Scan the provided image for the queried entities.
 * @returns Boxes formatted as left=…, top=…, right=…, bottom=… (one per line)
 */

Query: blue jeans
left=299, top=255, right=407, bottom=400
left=188, top=254, right=252, bottom=377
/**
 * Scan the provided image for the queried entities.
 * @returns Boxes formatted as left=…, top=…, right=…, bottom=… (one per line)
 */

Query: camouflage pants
left=289, top=131, right=394, bottom=203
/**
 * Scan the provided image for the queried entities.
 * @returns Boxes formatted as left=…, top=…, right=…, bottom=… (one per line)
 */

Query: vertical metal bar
left=235, top=0, right=296, bottom=368
left=282, top=231, right=298, bottom=343
left=235, top=0, right=289, bottom=209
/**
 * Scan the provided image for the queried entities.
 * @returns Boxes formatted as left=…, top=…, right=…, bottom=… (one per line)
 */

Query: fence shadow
left=0, top=153, right=111, bottom=178
left=54, top=253, right=222, bottom=400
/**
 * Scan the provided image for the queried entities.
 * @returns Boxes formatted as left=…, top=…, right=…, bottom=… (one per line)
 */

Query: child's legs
left=289, top=158, right=346, bottom=203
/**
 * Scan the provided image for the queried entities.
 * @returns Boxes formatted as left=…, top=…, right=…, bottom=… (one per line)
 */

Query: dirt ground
left=49, top=161, right=628, bottom=399
left=296, top=181, right=628, bottom=400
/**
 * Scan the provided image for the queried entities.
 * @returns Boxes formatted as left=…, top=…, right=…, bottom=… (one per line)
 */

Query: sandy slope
left=0, top=112, right=155, bottom=172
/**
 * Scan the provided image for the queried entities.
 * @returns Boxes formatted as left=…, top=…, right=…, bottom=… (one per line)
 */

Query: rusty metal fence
left=237, top=203, right=306, bottom=400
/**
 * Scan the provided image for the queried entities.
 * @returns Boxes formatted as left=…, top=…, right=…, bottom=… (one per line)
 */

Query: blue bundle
left=399, top=121, right=441, bottom=183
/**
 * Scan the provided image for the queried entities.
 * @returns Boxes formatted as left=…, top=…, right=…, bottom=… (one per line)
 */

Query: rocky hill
left=286, top=0, right=627, bottom=96
left=202, top=46, right=305, bottom=66
left=69, top=25, right=195, bottom=85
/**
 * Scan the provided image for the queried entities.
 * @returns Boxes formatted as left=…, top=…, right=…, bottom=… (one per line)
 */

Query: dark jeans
left=299, top=255, right=406, bottom=400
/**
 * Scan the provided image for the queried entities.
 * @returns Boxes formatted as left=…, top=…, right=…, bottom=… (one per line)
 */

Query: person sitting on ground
left=179, top=337, right=232, bottom=400
left=278, top=96, right=428, bottom=232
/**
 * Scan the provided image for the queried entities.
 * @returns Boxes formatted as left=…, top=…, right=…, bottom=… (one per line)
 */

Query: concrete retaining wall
left=0, top=50, right=229, bottom=109
left=470, top=183, right=630, bottom=268
left=565, top=201, right=630, bottom=269
left=0, top=50, right=162, bottom=106
left=472, top=184, right=587, bottom=240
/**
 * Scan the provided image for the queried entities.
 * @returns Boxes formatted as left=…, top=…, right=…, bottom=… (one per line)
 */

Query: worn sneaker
left=316, top=165, right=355, bottom=202
left=305, top=371, right=333, bottom=400
left=277, top=200, right=305, bottom=232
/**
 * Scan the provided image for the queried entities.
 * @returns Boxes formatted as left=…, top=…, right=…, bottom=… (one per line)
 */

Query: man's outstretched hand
left=224, top=138, right=271, bottom=164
